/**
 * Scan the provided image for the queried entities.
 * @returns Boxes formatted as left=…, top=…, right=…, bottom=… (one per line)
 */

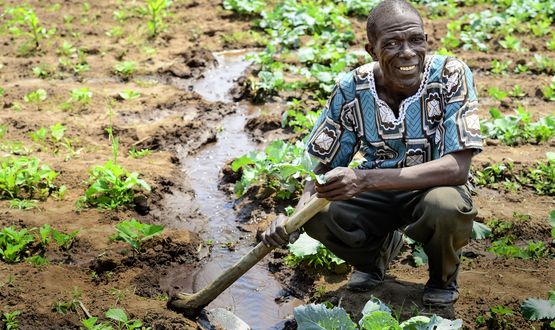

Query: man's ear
left=365, top=43, right=377, bottom=61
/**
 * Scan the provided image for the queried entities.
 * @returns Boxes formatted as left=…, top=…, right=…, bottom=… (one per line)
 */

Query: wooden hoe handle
left=168, top=196, right=330, bottom=317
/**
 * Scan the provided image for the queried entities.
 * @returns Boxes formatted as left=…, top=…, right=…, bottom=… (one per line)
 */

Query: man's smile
left=398, top=65, right=416, bottom=71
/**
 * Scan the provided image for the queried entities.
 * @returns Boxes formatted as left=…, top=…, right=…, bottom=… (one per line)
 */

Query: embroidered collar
left=367, top=55, right=435, bottom=126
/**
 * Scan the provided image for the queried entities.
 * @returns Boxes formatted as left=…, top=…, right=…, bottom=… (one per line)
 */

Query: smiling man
left=262, top=0, right=483, bottom=307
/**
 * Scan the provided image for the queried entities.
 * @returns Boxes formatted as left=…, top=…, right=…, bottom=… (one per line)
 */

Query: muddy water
left=167, top=51, right=302, bottom=329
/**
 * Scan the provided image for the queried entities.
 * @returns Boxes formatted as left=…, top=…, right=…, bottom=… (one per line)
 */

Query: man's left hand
left=315, top=167, right=364, bottom=200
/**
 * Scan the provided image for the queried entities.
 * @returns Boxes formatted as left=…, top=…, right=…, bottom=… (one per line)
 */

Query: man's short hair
left=366, top=0, right=423, bottom=44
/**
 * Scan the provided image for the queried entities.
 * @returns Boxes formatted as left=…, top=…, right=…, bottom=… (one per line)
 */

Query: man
left=262, top=0, right=482, bottom=307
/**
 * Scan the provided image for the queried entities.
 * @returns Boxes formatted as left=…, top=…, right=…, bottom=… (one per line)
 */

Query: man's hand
left=315, top=167, right=364, bottom=200
left=261, top=215, right=300, bottom=247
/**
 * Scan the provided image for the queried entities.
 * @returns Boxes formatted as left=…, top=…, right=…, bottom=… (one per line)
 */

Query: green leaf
left=288, top=233, right=321, bottom=257
left=472, top=221, right=491, bottom=240
left=359, top=311, right=401, bottom=330
left=361, top=296, right=392, bottom=316
left=427, top=315, right=463, bottom=329
left=413, top=245, right=428, bottom=267
left=105, top=308, right=128, bottom=323
left=399, top=315, right=431, bottom=330
left=521, top=298, right=555, bottom=321
left=294, top=303, right=357, bottom=330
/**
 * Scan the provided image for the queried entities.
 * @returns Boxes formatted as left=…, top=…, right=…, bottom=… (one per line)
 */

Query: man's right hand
left=261, top=214, right=300, bottom=247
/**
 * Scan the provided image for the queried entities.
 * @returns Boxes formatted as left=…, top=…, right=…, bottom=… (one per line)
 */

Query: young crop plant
left=481, top=107, right=555, bottom=145
left=24, top=88, right=48, bottom=104
left=488, top=237, right=549, bottom=259
left=77, top=160, right=151, bottom=210
left=2, top=310, right=21, bottom=330
left=498, top=35, right=522, bottom=51
left=491, top=59, right=512, bottom=75
left=2, top=6, right=55, bottom=55
left=223, top=0, right=265, bottom=15
left=0, top=227, right=35, bottom=263
left=0, top=156, right=59, bottom=200
left=33, top=64, right=52, bottom=79
left=112, top=218, right=164, bottom=252
left=286, top=233, right=345, bottom=271
left=509, top=85, right=526, bottom=98
left=114, top=61, right=137, bottom=80
left=542, top=80, right=555, bottom=102
left=9, top=199, right=39, bottom=210
left=70, top=87, right=93, bottom=105
left=475, top=305, right=515, bottom=329
left=294, top=297, right=463, bottom=329
left=82, top=308, right=144, bottom=330
left=521, top=152, right=555, bottom=196
left=118, top=89, right=141, bottom=101
left=127, top=147, right=152, bottom=159
left=521, top=287, right=555, bottom=328
left=549, top=210, right=555, bottom=244
left=231, top=139, right=324, bottom=200
left=144, top=0, right=172, bottom=38
left=487, top=87, right=508, bottom=101
left=281, top=99, right=319, bottom=134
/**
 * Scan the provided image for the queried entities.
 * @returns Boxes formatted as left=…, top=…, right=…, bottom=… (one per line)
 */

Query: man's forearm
left=357, top=150, right=473, bottom=191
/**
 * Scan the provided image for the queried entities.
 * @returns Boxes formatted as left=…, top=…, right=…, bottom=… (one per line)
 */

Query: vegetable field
left=0, top=0, right=554, bottom=329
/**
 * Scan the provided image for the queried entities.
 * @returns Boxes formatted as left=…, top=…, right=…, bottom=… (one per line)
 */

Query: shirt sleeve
left=436, top=58, right=483, bottom=157
left=305, top=81, right=360, bottom=168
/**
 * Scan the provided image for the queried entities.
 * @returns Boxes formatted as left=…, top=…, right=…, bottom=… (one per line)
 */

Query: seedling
left=26, top=255, right=49, bottom=266
left=521, top=287, right=555, bottom=326
left=509, top=85, right=526, bottom=98
left=0, top=156, right=59, bottom=199
left=3, top=6, right=55, bottom=55
left=0, top=226, right=35, bottom=263
left=223, top=0, right=265, bottom=15
left=127, top=147, right=152, bottom=159
left=487, top=87, right=508, bottom=101
left=24, top=88, right=47, bottom=103
left=9, top=199, right=39, bottom=210
left=113, top=218, right=164, bottom=252
left=549, top=210, right=555, bottom=243
left=491, top=59, right=512, bottom=75
left=498, top=35, right=521, bottom=51
left=33, top=64, right=51, bottom=78
left=52, top=287, right=82, bottom=315
left=285, top=233, right=344, bottom=271
left=118, top=89, right=141, bottom=100
left=144, top=0, right=172, bottom=38
left=2, top=310, right=21, bottom=330
left=542, top=81, right=555, bottom=102
left=52, top=229, right=79, bottom=250
left=70, top=87, right=93, bottom=104
left=114, top=61, right=137, bottom=80
left=106, top=26, right=124, bottom=39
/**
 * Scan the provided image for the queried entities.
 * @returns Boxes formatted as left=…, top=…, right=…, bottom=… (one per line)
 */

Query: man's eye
left=411, top=37, right=425, bottom=43
left=385, top=41, right=397, bottom=47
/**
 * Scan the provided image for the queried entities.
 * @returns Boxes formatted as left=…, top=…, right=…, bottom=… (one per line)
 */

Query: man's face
left=367, top=11, right=427, bottom=93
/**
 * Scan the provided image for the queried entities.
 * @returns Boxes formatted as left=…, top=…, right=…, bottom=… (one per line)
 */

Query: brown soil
left=0, top=0, right=554, bottom=329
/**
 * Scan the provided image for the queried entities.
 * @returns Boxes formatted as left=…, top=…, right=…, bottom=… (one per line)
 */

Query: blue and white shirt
left=306, top=55, right=483, bottom=169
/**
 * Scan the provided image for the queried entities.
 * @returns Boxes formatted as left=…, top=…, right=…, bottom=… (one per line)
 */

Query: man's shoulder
left=333, top=63, right=373, bottom=92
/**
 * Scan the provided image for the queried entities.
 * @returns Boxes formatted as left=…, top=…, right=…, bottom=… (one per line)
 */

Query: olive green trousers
left=303, top=185, right=477, bottom=289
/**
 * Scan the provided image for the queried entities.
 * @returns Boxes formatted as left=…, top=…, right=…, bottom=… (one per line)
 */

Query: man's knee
left=419, top=186, right=476, bottom=224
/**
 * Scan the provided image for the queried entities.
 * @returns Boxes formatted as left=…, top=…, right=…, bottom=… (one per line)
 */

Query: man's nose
left=399, top=42, right=416, bottom=58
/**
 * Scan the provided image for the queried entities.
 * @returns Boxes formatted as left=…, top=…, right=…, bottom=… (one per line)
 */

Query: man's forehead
left=374, top=11, right=423, bottom=35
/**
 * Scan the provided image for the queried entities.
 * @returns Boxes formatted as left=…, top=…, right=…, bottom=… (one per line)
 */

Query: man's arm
left=315, top=149, right=473, bottom=200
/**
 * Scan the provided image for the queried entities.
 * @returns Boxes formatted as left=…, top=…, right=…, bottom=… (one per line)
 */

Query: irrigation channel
left=161, top=51, right=302, bottom=329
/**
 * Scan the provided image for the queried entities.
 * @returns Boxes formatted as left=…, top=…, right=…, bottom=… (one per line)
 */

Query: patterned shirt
left=306, top=55, right=483, bottom=169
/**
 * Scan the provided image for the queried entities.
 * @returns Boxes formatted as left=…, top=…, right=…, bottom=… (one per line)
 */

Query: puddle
left=162, top=51, right=302, bottom=329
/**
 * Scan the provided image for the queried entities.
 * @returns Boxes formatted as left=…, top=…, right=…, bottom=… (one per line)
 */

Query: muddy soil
left=0, top=0, right=554, bottom=329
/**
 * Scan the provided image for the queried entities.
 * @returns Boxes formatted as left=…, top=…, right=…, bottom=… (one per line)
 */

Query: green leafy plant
left=542, top=80, right=555, bottom=102
left=114, top=61, right=137, bottom=80
left=52, top=229, right=79, bottom=250
left=82, top=308, right=144, bottom=330
left=481, top=107, right=555, bottom=145
left=128, top=147, right=152, bottom=159
left=231, top=140, right=324, bottom=199
left=521, top=288, right=555, bottom=327
left=281, top=99, right=319, bottom=134
left=144, top=0, right=172, bottom=38
left=70, top=87, right=93, bottom=105
left=487, top=87, right=508, bottom=101
left=0, top=156, right=59, bottom=199
left=9, top=199, right=39, bottom=210
left=549, top=210, right=555, bottom=244
left=77, top=160, right=150, bottom=209
left=113, top=218, right=164, bottom=252
left=2, top=6, right=55, bottom=55
left=223, top=0, right=265, bottom=15
left=285, top=233, right=344, bottom=270
left=294, top=297, right=463, bottom=329
left=24, top=88, right=47, bottom=103
left=118, top=90, right=141, bottom=101
left=52, top=287, right=82, bottom=315
left=2, top=310, right=21, bottom=330
left=509, top=85, right=526, bottom=98
left=488, top=237, right=548, bottom=259
left=475, top=305, right=515, bottom=329
left=0, top=227, right=35, bottom=263
left=491, top=59, right=511, bottom=75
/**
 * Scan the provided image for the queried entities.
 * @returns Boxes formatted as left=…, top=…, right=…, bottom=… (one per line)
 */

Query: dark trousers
left=303, top=185, right=477, bottom=289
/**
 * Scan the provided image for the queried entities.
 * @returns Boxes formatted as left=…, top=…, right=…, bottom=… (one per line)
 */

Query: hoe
left=167, top=196, right=330, bottom=318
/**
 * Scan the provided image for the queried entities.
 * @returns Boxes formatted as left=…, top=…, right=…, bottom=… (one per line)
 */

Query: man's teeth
left=399, top=65, right=416, bottom=71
